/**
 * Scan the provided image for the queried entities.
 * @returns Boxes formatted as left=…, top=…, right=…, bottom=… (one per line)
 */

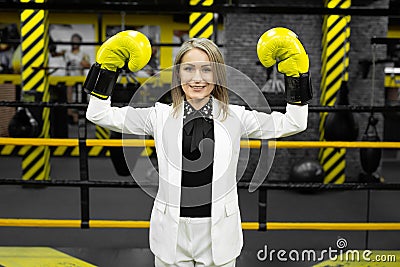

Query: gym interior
left=1, top=0, right=400, bottom=266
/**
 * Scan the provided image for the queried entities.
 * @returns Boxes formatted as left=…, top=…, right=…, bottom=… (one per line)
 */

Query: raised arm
left=83, top=30, right=154, bottom=135
left=242, top=27, right=311, bottom=139
left=86, top=96, right=155, bottom=136
left=240, top=104, right=307, bottom=139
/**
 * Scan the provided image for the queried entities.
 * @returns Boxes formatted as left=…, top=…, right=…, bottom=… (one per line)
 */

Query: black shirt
left=180, top=97, right=214, bottom=217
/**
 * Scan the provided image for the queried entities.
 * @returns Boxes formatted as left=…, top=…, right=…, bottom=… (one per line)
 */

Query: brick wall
left=0, top=84, right=16, bottom=137
left=224, top=0, right=388, bottom=181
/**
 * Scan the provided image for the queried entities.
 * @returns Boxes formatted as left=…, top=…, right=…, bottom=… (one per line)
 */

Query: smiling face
left=171, top=38, right=229, bottom=119
left=179, top=48, right=214, bottom=101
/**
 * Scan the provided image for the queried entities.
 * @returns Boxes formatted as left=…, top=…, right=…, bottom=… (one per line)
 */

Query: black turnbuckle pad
left=83, top=63, right=120, bottom=100
left=284, top=72, right=313, bottom=105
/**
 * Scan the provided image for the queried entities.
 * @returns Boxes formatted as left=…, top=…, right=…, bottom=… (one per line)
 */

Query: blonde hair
left=171, top=38, right=229, bottom=120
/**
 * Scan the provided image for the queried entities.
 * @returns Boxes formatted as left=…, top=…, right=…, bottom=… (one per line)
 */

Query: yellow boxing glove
left=84, top=30, right=152, bottom=100
left=257, top=27, right=312, bottom=105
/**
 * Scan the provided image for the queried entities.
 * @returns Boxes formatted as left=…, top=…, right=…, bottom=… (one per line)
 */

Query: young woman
left=85, top=29, right=311, bottom=267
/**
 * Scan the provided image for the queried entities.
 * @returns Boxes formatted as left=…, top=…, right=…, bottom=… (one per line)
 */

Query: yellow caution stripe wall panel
left=20, top=0, right=51, bottom=180
left=189, top=0, right=214, bottom=39
left=319, top=0, right=351, bottom=184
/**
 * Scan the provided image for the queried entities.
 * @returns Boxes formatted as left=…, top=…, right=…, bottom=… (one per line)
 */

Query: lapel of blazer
left=161, top=102, right=183, bottom=217
left=212, top=98, right=232, bottom=203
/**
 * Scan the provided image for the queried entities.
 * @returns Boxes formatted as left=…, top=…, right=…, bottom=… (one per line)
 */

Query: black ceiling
left=0, top=0, right=399, bottom=17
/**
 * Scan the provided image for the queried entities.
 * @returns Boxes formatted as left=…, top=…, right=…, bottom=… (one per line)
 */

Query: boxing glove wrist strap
left=83, top=63, right=120, bottom=100
left=284, top=72, right=313, bottom=105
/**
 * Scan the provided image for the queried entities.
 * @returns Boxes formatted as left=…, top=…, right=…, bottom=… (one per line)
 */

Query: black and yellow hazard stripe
left=189, top=0, right=214, bottom=39
left=93, top=126, right=110, bottom=157
left=0, top=145, right=109, bottom=157
left=51, top=146, right=79, bottom=157
left=1, top=145, right=30, bottom=157
left=20, top=0, right=51, bottom=180
left=319, top=0, right=351, bottom=184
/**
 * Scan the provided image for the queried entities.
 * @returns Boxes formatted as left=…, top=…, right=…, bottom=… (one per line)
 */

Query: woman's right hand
left=83, top=30, right=152, bottom=100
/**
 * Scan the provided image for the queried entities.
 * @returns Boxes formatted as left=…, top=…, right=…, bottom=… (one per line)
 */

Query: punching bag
left=8, top=107, right=39, bottom=138
left=325, top=81, right=359, bottom=141
left=360, top=115, right=382, bottom=174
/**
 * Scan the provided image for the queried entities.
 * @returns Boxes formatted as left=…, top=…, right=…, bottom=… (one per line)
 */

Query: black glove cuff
left=284, top=72, right=313, bottom=105
left=83, top=63, right=120, bottom=100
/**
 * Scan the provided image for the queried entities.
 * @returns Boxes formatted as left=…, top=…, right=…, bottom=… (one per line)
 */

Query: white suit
left=86, top=96, right=308, bottom=265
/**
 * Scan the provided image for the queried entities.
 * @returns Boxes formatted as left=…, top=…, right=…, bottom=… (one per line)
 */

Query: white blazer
left=86, top=96, right=308, bottom=265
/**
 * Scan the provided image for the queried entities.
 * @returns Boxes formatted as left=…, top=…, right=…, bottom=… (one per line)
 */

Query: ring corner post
left=258, top=187, right=267, bottom=231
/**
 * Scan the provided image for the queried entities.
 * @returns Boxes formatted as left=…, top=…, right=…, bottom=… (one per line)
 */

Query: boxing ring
left=1, top=100, right=400, bottom=232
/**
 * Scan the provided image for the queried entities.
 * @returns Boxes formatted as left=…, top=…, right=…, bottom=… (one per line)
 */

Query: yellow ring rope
left=1, top=138, right=400, bottom=149
left=1, top=219, right=400, bottom=230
